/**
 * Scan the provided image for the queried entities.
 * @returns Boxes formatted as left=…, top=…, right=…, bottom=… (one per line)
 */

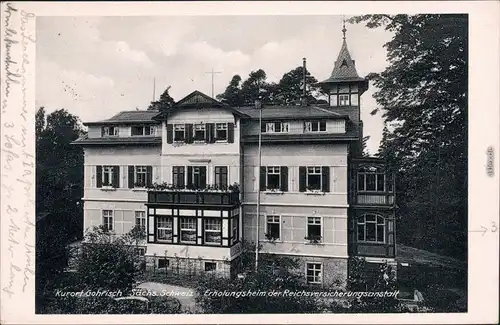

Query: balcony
left=354, top=193, right=395, bottom=206
left=146, top=183, right=240, bottom=207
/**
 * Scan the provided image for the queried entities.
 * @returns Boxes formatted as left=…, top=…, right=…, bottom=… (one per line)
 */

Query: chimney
left=301, top=57, right=308, bottom=107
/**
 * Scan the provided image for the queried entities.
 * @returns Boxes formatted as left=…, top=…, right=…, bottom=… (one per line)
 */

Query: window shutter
left=280, top=166, right=288, bottom=192
left=187, top=166, right=193, bottom=186
left=96, top=166, right=103, bottom=188
left=166, top=124, right=173, bottom=144
left=101, top=127, right=105, bottom=137
left=322, top=166, right=330, bottom=192
left=146, top=166, right=153, bottom=187
left=331, top=94, right=338, bottom=106
left=128, top=166, right=135, bottom=188
left=299, top=166, right=306, bottom=192
left=205, top=124, right=210, bottom=143
left=113, top=166, right=120, bottom=188
left=207, top=123, right=215, bottom=143
left=186, top=124, right=193, bottom=143
left=179, top=167, right=185, bottom=188
left=227, top=122, right=234, bottom=143
left=260, top=167, right=266, bottom=191
left=200, top=167, right=207, bottom=189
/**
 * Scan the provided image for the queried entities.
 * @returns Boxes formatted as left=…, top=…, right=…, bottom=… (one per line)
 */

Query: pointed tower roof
left=317, top=20, right=367, bottom=86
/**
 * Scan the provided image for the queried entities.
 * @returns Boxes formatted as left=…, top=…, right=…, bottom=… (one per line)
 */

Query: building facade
left=73, top=34, right=396, bottom=287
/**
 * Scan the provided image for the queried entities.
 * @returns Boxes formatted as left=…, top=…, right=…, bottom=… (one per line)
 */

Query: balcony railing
left=146, top=183, right=240, bottom=206
left=353, top=192, right=395, bottom=206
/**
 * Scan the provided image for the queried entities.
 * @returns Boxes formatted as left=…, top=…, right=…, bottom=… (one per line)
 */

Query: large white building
left=73, top=33, right=396, bottom=287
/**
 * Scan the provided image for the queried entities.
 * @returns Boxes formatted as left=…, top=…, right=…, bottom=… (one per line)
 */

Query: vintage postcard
left=1, top=1, right=498, bottom=324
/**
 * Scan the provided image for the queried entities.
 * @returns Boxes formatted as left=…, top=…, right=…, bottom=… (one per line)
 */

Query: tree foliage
left=217, top=66, right=324, bottom=106
left=148, top=86, right=176, bottom=111
left=352, top=14, right=468, bottom=260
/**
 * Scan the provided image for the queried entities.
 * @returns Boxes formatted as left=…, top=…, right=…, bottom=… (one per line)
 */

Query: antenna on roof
left=152, top=77, right=156, bottom=102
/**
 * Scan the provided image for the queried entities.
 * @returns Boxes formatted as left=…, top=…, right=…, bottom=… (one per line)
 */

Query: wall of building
left=83, top=200, right=147, bottom=235
left=242, top=119, right=346, bottom=136
left=87, top=124, right=160, bottom=138
left=243, top=205, right=348, bottom=258
left=242, top=143, right=348, bottom=206
left=146, top=241, right=241, bottom=261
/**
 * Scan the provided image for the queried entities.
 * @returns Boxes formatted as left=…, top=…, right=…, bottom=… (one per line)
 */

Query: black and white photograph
left=1, top=1, right=499, bottom=324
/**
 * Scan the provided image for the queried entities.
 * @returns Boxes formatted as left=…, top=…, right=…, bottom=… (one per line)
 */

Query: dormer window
left=304, top=121, right=327, bottom=133
left=262, top=121, right=289, bottom=133
left=174, top=124, right=185, bottom=142
left=101, top=126, right=118, bottom=137
left=215, top=123, right=228, bottom=141
left=193, top=124, right=206, bottom=142
left=131, top=125, right=156, bottom=136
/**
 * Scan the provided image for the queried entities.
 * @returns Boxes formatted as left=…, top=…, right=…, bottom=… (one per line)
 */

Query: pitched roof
left=84, top=110, right=160, bottom=126
left=234, top=105, right=349, bottom=120
left=318, top=39, right=366, bottom=84
left=153, top=90, right=249, bottom=120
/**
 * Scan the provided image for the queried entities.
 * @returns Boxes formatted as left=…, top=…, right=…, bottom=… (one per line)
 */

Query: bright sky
left=36, top=16, right=392, bottom=154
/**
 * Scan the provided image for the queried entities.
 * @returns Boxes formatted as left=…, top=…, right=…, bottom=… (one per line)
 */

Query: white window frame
left=215, top=123, right=228, bottom=142
left=304, top=120, right=327, bottom=133
left=306, top=216, right=322, bottom=241
left=204, top=219, right=222, bottom=245
left=339, top=94, right=350, bottom=106
left=306, top=166, right=322, bottom=191
left=131, top=125, right=153, bottom=137
left=266, top=166, right=281, bottom=190
left=357, top=214, right=386, bottom=243
left=102, top=210, right=114, bottom=231
left=193, top=123, right=206, bottom=142
left=135, top=211, right=146, bottom=231
left=102, top=126, right=119, bottom=137
left=150, top=125, right=157, bottom=136
left=306, top=262, right=323, bottom=284
left=358, top=170, right=386, bottom=192
left=102, top=166, right=114, bottom=187
left=232, top=215, right=239, bottom=243
left=179, top=217, right=197, bottom=243
left=135, top=166, right=148, bottom=187
left=265, top=215, right=281, bottom=240
left=265, top=122, right=289, bottom=133
left=174, top=124, right=185, bottom=142
left=157, top=216, right=173, bottom=242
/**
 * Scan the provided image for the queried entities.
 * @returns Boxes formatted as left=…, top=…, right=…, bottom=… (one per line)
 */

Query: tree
left=148, top=86, right=175, bottom=111
left=351, top=14, right=467, bottom=260
left=240, top=69, right=271, bottom=105
left=274, top=66, right=319, bottom=105
left=216, top=75, right=244, bottom=106
left=75, top=226, right=143, bottom=294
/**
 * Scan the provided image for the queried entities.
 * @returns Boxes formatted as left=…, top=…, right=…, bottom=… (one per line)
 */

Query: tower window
left=339, top=94, right=349, bottom=106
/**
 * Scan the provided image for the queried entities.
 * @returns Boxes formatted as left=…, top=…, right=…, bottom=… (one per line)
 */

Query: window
left=135, top=166, right=147, bottom=187
left=266, top=166, right=281, bottom=190
left=157, top=216, right=173, bottom=242
left=304, top=121, right=327, bottom=133
left=307, top=217, right=322, bottom=241
left=131, top=125, right=153, bottom=136
left=205, top=262, right=217, bottom=272
left=214, top=166, right=228, bottom=189
left=172, top=166, right=185, bottom=188
left=215, top=123, right=228, bottom=141
left=180, top=217, right=196, bottom=243
left=204, top=219, right=222, bottom=245
left=158, top=258, right=169, bottom=269
left=135, top=211, right=146, bottom=231
left=232, top=215, right=239, bottom=243
left=135, top=247, right=146, bottom=256
left=190, top=166, right=207, bottom=189
left=102, top=166, right=114, bottom=187
left=306, top=167, right=322, bottom=191
left=357, top=214, right=385, bottom=243
left=306, top=263, right=322, bottom=284
left=358, top=167, right=385, bottom=192
left=339, top=94, right=350, bottom=106
left=174, top=124, right=185, bottom=142
left=264, top=121, right=289, bottom=133
left=266, top=215, right=280, bottom=240
left=193, top=124, right=205, bottom=142
left=102, top=210, right=114, bottom=231
left=102, top=126, right=118, bottom=137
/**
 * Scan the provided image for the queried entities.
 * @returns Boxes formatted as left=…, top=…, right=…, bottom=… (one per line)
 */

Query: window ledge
left=262, top=239, right=282, bottom=243
left=100, top=187, right=116, bottom=191
left=304, top=242, right=325, bottom=246
left=264, top=190, right=285, bottom=195
left=132, top=188, right=147, bottom=192
left=215, top=140, right=228, bottom=143
left=305, top=191, right=325, bottom=196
